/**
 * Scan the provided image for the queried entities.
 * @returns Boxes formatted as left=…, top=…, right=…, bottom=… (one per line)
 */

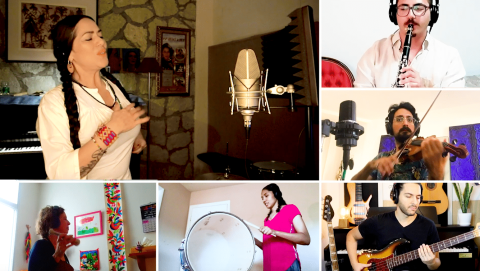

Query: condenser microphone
left=334, top=101, right=364, bottom=172
left=49, top=229, right=81, bottom=246
left=228, top=49, right=269, bottom=139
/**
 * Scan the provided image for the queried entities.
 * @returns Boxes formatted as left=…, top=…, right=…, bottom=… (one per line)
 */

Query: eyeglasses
left=397, top=4, right=429, bottom=17
left=394, top=116, right=416, bottom=123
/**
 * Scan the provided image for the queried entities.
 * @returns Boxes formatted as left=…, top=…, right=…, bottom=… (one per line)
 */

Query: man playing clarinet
left=354, top=0, right=465, bottom=88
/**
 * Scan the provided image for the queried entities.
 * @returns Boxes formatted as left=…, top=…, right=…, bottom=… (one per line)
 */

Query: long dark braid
left=52, top=15, right=132, bottom=149
left=263, top=183, right=287, bottom=220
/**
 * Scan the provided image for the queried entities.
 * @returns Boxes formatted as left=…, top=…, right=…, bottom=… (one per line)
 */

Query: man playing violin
left=352, top=102, right=448, bottom=180
left=354, top=0, right=465, bottom=88
left=346, top=183, right=441, bottom=271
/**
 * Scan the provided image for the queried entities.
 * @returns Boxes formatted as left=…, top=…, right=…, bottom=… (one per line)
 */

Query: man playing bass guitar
left=346, top=183, right=441, bottom=271
left=352, top=102, right=448, bottom=180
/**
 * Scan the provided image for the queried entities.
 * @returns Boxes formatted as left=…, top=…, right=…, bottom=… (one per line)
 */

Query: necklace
left=73, top=78, right=123, bottom=109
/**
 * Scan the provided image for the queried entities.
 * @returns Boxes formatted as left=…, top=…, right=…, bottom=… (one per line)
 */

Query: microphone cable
left=245, top=139, right=251, bottom=180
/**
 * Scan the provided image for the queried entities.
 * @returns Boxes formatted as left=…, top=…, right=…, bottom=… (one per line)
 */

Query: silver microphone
left=228, top=49, right=270, bottom=139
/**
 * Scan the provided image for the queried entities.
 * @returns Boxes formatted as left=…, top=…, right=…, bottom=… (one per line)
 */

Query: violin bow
left=396, top=90, right=442, bottom=159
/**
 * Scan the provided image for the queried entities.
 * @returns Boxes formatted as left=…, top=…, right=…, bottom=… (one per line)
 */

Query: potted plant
left=453, top=183, right=474, bottom=226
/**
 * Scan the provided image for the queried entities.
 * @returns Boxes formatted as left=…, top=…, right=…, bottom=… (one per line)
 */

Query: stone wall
left=0, top=0, right=196, bottom=180
left=99, top=0, right=196, bottom=180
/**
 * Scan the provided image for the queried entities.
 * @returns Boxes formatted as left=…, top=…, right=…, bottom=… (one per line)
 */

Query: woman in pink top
left=255, top=183, right=311, bottom=271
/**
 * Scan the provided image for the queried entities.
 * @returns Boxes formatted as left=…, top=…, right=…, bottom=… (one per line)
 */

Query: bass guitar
left=357, top=223, right=480, bottom=271
left=345, top=183, right=372, bottom=225
left=420, top=183, right=448, bottom=215
left=323, top=195, right=339, bottom=271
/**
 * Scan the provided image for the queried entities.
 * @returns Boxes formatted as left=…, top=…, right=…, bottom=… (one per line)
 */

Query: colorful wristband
left=97, top=124, right=118, bottom=147
left=91, top=136, right=106, bottom=153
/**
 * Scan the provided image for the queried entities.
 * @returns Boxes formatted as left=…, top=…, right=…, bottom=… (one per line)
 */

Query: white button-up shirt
left=354, top=31, right=466, bottom=88
left=36, top=80, right=140, bottom=180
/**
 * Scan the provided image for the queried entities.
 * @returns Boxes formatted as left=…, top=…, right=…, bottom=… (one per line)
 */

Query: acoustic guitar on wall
left=420, top=183, right=448, bottom=215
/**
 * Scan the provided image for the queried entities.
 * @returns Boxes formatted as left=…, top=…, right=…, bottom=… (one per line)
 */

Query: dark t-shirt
left=358, top=211, right=440, bottom=271
left=28, top=239, right=71, bottom=271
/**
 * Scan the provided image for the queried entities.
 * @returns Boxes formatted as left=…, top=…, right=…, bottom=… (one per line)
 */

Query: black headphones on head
left=385, top=109, right=420, bottom=136
left=389, top=0, right=439, bottom=27
left=390, top=183, right=423, bottom=204
left=51, top=206, right=61, bottom=229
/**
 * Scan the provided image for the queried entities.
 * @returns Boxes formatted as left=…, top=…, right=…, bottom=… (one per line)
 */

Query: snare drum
left=253, top=161, right=295, bottom=180
left=179, top=212, right=255, bottom=271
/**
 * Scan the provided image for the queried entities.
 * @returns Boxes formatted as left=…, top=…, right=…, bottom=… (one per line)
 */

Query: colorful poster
left=80, top=249, right=100, bottom=270
left=74, top=211, right=103, bottom=238
left=104, top=183, right=127, bottom=271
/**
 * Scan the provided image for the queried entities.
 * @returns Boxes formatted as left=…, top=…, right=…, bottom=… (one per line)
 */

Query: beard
left=394, top=127, right=413, bottom=143
left=399, top=202, right=417, bottom=217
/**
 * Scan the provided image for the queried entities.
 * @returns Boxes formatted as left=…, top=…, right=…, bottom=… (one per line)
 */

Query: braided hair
left=263, top=183, right=287, bottom=220
left=52, top=15, right=132, bottom=149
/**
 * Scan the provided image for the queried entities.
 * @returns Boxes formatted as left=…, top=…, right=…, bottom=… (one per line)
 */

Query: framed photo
left=122, top=48, right=140, bottom=73
left=7, top=0, right=97, bottom=62
left=80, top=248, right=100, bottom=270
left=156, top=26, right=191, bottom=96
left=74, top=211, right=103, bottom=239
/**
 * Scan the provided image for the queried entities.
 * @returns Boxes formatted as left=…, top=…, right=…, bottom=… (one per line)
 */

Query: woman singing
left=37, top=15, right=149, bottom=179
left=255, top=183, right=310, bottom=271
left=28, top=206, right=77, bottom=271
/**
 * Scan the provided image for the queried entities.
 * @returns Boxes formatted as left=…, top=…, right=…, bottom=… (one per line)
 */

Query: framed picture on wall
left=155, top=26, right=191, bottom=96
left=74, top=211, right=103, bottom=238
left=80, top=248, right=100, bottom=270
left=6, top=0, right=97, bottom=62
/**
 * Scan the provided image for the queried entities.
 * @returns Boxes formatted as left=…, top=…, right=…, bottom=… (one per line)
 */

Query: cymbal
left=195, top=173, right=247, bottom=180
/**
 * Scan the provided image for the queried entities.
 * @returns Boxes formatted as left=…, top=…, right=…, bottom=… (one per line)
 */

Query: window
left=0, top=181, right=19, bottom=271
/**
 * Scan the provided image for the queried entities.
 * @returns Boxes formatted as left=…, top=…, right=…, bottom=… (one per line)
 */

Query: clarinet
left=393, top=24, right=413, bottom=88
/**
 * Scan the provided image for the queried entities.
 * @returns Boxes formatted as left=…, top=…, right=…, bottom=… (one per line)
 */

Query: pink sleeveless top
left=263, top=204, right=301, bottom=271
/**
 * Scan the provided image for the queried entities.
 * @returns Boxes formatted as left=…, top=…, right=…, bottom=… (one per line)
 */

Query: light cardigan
left=354, top=31, right=465, bottom=88
left=36, top=79, right=140, bottom=179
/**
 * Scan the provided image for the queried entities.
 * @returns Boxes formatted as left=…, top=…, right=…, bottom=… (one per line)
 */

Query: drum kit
left=179, top=212, right=257, bottom=271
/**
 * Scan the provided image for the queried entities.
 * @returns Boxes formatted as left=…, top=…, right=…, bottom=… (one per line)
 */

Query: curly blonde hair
left=36, top=206, right=64, bottom=239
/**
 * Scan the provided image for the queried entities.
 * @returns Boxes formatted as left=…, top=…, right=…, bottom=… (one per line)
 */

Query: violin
left=398, top=136, right=469, bottom=164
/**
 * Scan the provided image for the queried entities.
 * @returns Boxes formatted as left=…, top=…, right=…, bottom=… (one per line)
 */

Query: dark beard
left=394, top=131, right=411, bottom=143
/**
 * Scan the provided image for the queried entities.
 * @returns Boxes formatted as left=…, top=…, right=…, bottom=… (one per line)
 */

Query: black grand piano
left=324, top=207, right=478, bottom=271
left=0, top=94, right=145, bottom=179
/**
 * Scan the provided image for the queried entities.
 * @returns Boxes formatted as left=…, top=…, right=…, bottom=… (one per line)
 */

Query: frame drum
left=180, top=212, right=255, bottom=271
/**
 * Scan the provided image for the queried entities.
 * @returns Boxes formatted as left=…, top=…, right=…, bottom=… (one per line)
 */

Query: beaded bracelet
left=97, top=124, right=118, bottom=147
left=91, top=136, right=106, bottom=153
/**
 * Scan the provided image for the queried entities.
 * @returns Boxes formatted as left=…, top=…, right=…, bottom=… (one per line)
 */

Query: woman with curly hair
left=36, top=15, right=149, bottom=179
left=255, top=183, right=311, bottom=271
left=28, top=206, right=77, bottom=271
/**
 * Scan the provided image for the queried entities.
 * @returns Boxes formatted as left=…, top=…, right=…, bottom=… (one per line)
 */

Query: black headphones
left=389, top=0, right=439, bottom=28
left=385, top=109, right=420, bottom=136
left=390, top=183, right=423, bottom=204
left=51, top=206, right=61, bottom=228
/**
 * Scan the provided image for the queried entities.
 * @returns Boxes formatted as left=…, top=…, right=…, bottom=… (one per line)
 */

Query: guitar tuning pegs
left=450, top=156, right=457, bottom=162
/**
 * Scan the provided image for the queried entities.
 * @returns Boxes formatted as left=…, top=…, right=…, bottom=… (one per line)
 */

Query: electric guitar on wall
left=345, top=183, right=372, bottom=225
left=357, top=223, right=480, bottom=271
left=419, top=183, right=448, bottom=215
left=323, top=195, right=339, bottom=271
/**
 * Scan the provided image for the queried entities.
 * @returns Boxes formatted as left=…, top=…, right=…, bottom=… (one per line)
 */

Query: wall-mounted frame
left=74, top=210, right=103, bottom=239
left=80, top=248, right=100, bottom=270
left=156, top=26, right=191, bottom=96
left=7, top=0, right=97, bottom=62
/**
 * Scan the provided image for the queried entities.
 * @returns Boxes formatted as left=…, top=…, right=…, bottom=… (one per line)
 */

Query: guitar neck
left=355, top=183, right=363, bottom=201
left=327, top=222, right=339, bottom=271
left=389, top=230, right=476, bottom=268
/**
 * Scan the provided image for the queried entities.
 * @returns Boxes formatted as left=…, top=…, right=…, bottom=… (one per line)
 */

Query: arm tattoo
left=80, top=149, right=106, bottom=178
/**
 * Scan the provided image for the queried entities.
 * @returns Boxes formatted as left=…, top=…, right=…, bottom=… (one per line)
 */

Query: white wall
left=13, top=182, right=156, bottom=271
left=13, top=183, right=41, bottom=271
left=321, top=0, right=480, bottom=76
